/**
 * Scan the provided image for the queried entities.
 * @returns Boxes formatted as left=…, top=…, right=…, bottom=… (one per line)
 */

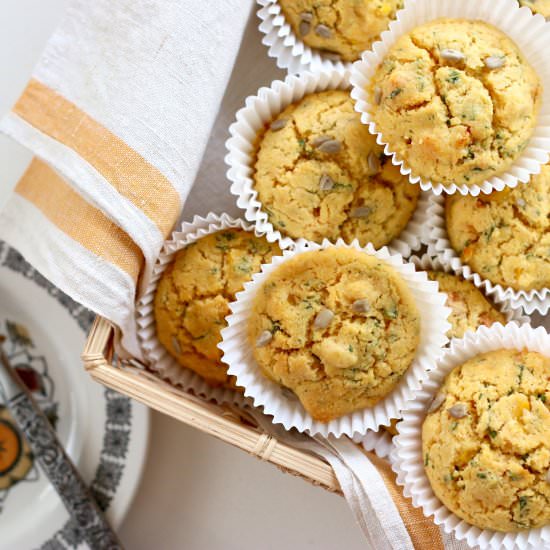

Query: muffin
left=254, top=90, right=420, bottom=247
left=154, top=228, right=281, bottom=387
left=248, top=247, right=420, bottom=422
left=368, top=18, right=542, bottom=187
left=428, top=271, right=506, bottom=339
left=446, top=163, right=550, bottom=291
left=279, top=0, right=403, bottom=62
left=423, top=349, right=550, bottom=532
left=519, top=0, right=550, bottom=17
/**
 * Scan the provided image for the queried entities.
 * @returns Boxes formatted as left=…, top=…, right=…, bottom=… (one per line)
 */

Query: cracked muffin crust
left=427, top=271, right=506, bottom=339
left=248, top=247, right=420, bottom=422
left=254, top=90, right=420, bottom=247
left=368, top=18, right=542, bottom=187
left=423, top=349, right=550, bottom=532
left=154, top=229, right=281, bottom=387
left=446, top=163, right=550, bottom=292
left=519, top=0, right=550, bottom=17
left=279, top=0, right=403, bottom=62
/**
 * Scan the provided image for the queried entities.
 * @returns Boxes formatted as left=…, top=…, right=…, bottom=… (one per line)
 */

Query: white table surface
left=0, top=2, right=366, bottom=548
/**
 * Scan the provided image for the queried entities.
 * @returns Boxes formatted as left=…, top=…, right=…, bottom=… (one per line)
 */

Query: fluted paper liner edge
left=219, top=239, right=451, bottom=438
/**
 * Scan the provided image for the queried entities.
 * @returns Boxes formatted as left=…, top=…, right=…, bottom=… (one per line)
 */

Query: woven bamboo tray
left=82, top=315, right=340, bottom=493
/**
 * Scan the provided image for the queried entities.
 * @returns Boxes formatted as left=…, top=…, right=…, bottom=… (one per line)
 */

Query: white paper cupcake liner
left=355, top=252, right=528, bottom=462
left=424, top=193, right=550, bottom=315
left=136, top=212, right=291, bottom=408
left=350, top=0, right=550, bottom=196
left=411, top=253, right=530, bottom=328
left=225, top=68, right=429, bottom=258
left=257, top=0, right=349, bottom=74
left=392, top=323, right=550, bottom=550
left=218, top=239, right=451, bottom=438
left=353, top=428, right=394, bottom=461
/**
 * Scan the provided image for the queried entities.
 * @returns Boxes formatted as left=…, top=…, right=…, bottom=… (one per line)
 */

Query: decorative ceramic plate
left=0, top=243, right=149, bottom=550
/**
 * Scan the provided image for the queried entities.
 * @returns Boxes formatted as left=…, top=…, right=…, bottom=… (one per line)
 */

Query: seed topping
left=256, top=330, right=273, bottom=347
left=270, top=118, right=288, bottom=132
left=316, top=139, right=341, bottom=154
left=367, top=152, right=381, bottom=175
left=315, top=24, right=332, bottom=39
left=448, top=403, right=468, bottom=419
left=350, top=206, right=373, bottom=219
left=172, top=336, right=182, bottom=355
left=352, top=299, right=371, bottom=313
left=484, top=55, right=506, bottom=70
left=311, top=135, right=331, bottom=148
left=440, top=48, right=465, bottom=63
left=428, top=392, right=447, bottom=413
left=319, top=173, right=334, bottom=191
left=313, top=308, right=334, bottom=329
left=299, top=20, right=311, bottom=36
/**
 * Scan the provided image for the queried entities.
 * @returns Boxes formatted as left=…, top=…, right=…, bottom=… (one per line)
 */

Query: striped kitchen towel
left=0, top=0, right=253, bottom=357
left=251, top=411, right=472, bottom=550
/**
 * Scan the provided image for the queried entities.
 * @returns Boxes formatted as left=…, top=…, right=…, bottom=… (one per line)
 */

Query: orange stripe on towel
left=365, top=451, right=445, bottom=550
left=14, top=79, right=180, bottom=238
left=16, top=159, right=144, bottom=282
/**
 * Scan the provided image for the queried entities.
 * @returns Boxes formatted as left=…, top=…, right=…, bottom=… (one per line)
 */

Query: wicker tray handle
left=82, top=316, right=340, bottom=493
